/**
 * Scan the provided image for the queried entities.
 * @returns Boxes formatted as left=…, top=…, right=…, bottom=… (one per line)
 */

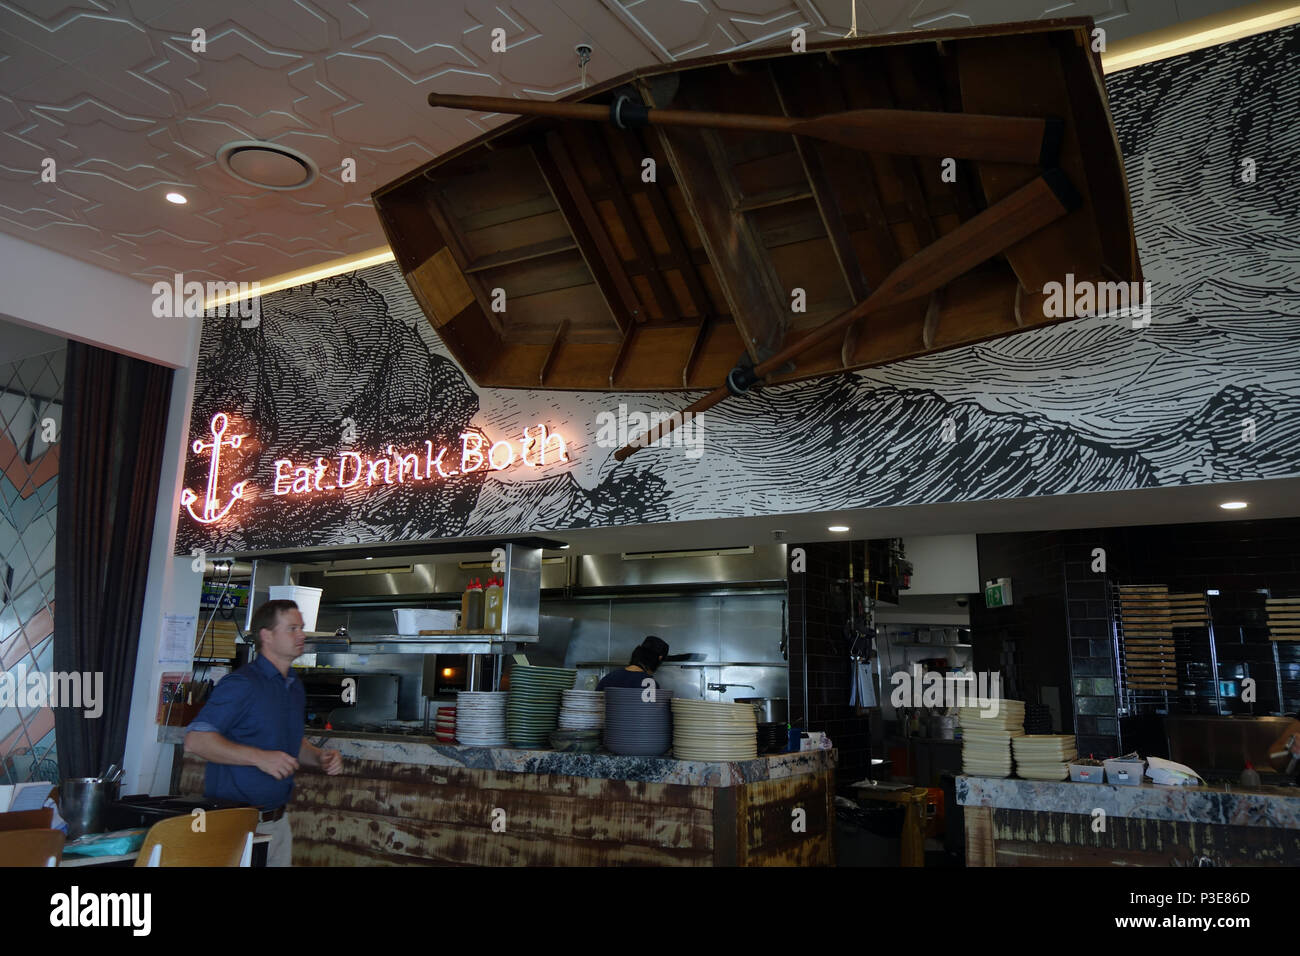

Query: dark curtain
left=54, top=342, right=174, bottom=779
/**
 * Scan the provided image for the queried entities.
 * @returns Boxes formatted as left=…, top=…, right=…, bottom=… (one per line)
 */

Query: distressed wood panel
left=293, top=808, right=711, bottom=867
left=964, top=805, right=996, bottom=867
left=990, top=808, right=1300, bottom=866
left=289, top=773, right=713, bottom=849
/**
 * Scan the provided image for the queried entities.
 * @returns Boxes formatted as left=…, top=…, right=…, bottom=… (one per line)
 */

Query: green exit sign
left=985, top=578, right=1013, bottom=608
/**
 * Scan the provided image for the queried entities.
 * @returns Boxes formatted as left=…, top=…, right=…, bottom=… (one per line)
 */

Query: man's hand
left=320, top=749, right=343, bottom=775
left=256, top=751, right=300, bottom=780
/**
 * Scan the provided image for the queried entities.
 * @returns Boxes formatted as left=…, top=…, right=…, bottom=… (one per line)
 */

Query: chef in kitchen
left=597, top=636, right=670, bottom=692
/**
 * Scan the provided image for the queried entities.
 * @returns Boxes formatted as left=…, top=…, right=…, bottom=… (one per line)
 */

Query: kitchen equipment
left=58, top=777, right=122, bottom=841
left=736, top=697, right=788, bottom=724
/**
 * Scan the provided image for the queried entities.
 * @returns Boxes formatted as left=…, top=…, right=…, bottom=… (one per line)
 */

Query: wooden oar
left=427, top=92, right=1061, bottom=166
left=612, top=170, right=1080, bottom=462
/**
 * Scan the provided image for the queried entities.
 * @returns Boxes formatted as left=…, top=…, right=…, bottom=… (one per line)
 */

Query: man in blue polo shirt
left=185, top=599, right=342, bottom=866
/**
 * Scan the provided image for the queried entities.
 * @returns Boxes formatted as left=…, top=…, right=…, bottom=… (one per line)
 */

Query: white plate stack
left=454, top=691, right=507, bottom=747
left=558, top=689, right=604, bottom=730
left=958, top=699, right=1025, bottom=777
left=670, top=699, right=758, bottom=761
left=1011, top=735, right=1078, bottom=780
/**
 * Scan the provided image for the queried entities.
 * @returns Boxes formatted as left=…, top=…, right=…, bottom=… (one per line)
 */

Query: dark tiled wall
left=1062, top=530, right=1119, bottom=757
left=968, top=531, right=1071, bottom=726
left=788, top=540, right=870, bottom=785
left=973, top=518, right=1300, bottom=761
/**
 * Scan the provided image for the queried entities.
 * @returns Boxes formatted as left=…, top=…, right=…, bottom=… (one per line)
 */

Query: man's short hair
left=249, top=599, right=299, bottom=650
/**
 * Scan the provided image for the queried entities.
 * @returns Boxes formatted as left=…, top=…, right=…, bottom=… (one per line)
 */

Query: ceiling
left=0, top=0, right=1256, bottom=286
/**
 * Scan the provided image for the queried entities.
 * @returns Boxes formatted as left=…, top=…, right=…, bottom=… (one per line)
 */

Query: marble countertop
left=956, top=774, right=1300, bottom=829
left=166, top=724, right=835, bottom=787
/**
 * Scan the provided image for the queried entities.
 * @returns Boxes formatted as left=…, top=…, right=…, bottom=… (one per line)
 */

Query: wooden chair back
left=0, top=828, right=64, bottom=866
left=0, top=808, right=54, bottom=832
left=135, top=807, right=259, bottom=867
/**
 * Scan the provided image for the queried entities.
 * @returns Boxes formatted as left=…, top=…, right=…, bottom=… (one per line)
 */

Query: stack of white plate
left=670, top=699, right=758, bottom=761
left=958, top=699, right=1025, bottom=777
left=558, top=689, right=604, bottom=730
left=1012, top=734, right=1078, bottom=780
left=454, top=691, right=507, bottom=747
left=506, top=665, right=577, bottom=747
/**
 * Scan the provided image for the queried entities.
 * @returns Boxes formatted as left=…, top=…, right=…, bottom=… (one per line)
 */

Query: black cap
left=641, top=635, right=670, bottom=661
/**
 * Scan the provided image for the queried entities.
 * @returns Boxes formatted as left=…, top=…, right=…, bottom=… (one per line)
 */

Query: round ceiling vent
left=216, top=140, right=318, bottom=190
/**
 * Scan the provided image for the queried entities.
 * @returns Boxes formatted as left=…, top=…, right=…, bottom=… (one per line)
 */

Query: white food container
left=268, top=585, right=323, bottom=631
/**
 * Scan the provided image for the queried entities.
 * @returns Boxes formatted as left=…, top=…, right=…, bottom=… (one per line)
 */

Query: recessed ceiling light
left=828, top=525, right=850, bottom=533
left=165, top=192, right=187, bottom=204
left=1220, top=501, right=1248, bottom=510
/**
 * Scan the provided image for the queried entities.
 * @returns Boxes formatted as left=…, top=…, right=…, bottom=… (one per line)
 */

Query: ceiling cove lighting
left=828, top=525, right=850, bottom=533
left=165, top=192, right=187, bottom=204
left=1220, top=501, right=1249, bottom=510
left=1102, top=0, right=1300, bottom=73
left=203, top=245, right=395, bottom=312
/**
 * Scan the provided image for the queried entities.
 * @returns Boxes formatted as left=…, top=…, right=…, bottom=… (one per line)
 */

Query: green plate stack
left=506, top=664, right=577, bottom=748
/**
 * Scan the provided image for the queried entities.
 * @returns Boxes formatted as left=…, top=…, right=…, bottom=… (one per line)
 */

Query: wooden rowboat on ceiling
left=373, top=18, right=1139, bottom=460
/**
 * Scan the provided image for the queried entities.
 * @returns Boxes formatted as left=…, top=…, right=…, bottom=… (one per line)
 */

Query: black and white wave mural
left=178, top=25, right=1300, bottom=554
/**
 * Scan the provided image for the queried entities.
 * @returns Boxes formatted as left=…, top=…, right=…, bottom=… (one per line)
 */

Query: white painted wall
left=901, top=534, right=980, bottom=595
left=0, top=233, right=197, bottom=369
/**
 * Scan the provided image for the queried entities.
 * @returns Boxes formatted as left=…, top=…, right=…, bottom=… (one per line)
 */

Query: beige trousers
left=255, top=812, right=293, bottom=867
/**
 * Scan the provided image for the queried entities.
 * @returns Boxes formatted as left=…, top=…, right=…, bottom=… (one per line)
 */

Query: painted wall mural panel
left=177, top=25, right=1300, bottom=555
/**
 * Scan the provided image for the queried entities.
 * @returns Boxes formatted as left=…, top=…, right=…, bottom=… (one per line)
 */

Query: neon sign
left=181, top=413, right=249, bottom=524
left=181, top=414, right=570, bottom=524
left=270, top=427, right=568, bottom=498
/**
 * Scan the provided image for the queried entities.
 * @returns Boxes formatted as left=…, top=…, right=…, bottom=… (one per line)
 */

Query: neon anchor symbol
left=181, top=413, right=250, bottom=524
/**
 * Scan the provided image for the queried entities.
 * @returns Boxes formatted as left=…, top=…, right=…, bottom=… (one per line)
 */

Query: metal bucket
left=58, top=778, right=121, bottom=841
left=737, top=697, right=788, bottom=724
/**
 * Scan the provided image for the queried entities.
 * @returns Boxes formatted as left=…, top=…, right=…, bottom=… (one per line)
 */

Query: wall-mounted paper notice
left=160, top=614, right=197, bottom=664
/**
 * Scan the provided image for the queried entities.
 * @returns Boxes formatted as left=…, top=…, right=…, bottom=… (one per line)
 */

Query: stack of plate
left=1012, top=734, right=1078, bottom=780
left=434, top=705, right=456, bottom=743
left=757, top=722, right=786, bottom=754
left=558, top=689, right=604, bottom=730
left=455, top=691, right=507, bottom=747
left=958, top=699, right=1025, bottom=777
left=506, top=665, right=577, bottom=748
left=603, top=686, right=673, bottom=756
left=670, top=699, right=758, bottom=761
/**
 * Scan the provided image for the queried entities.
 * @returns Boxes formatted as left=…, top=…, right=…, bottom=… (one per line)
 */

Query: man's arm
left=185, top=731, right=299, bottom=779
left=298, top=737, right=344, bottom=775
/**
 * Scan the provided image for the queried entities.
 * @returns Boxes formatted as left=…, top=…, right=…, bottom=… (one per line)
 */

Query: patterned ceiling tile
left=0, top=0, right=1260, bottom=287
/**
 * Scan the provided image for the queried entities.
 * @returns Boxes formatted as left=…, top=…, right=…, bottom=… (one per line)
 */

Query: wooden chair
left=0, top=828, right=64, bottom=866
left=0, top=808, right=54, bottom=832
left=135, top=807, right=259, bottom=867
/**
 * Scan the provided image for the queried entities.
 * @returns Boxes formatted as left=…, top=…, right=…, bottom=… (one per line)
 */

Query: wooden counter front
left=177, top=737, right=836, bottom=867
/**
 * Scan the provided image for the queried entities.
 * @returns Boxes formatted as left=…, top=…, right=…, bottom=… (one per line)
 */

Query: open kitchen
left=2, top=1, right=1299, bottom=893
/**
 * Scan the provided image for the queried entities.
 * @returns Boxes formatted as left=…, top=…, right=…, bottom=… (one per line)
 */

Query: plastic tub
left=1104, top=757, right=1145, bottom=786
left=1069, top=762, right=1106, bottom=784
